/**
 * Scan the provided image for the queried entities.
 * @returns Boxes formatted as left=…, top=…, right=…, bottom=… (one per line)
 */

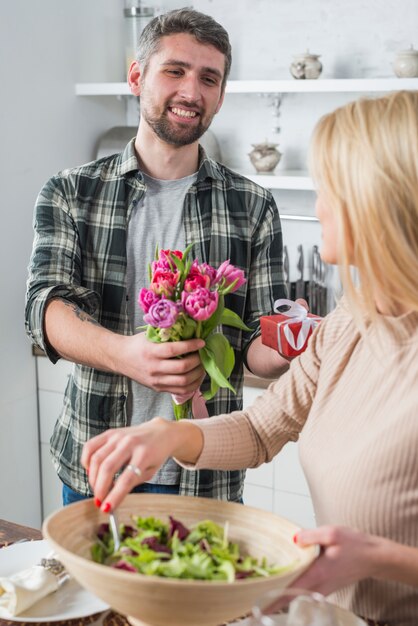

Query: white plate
left=229, top=603, right=367, bottom=626
left=0, top=540, right=109, bottom=622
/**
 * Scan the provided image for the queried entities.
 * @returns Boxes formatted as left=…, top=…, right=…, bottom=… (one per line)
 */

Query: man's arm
left=246, top=335, right=289, bottom=379
left=44, top=299, right=205, bottom=395
left=246, top=296, right=309, bottom=379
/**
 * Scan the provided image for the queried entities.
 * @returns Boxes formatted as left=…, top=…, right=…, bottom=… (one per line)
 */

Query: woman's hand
left=290, top=526, right=385, bottom=595
left=81, top=417, right=203, bottom=512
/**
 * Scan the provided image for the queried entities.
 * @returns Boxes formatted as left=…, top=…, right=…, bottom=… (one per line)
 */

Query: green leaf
left=180, top=315, right=197, bottom=339
left=182, top=242, right=195, bottom=261
left=170, top=252, right=184, bottom=275
left=200, top=295, right=225, bottom=339
left=199, top=334, right=236, bottom=394
left=172, top=400, right=191, bottom=421
left=219, top=307, right=252, bottom=331
left=146, top=326, right=161, bottom=342
left=203, top=376, right=219, bottom=401
left=206, top=333, right=235, bottom=380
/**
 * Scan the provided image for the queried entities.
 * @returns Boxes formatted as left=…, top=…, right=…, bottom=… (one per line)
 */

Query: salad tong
left=109, top=511, right=121, bottom=552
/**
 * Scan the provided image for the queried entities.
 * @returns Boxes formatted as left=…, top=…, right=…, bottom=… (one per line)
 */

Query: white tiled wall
left=243, top=385, right=316, bottom=530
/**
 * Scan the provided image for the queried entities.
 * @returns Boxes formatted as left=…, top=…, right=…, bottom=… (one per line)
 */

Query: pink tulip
left=215, top=260, right=246, bottom=293
left=143, top=299, right=180, bottom=328
left=151, top=249, right=183, bottom=273
left=150, top=269, right=180, bottom=297
left=138, top=288, right=160, bottom=314
left=181, top=287, right=219, bottom=321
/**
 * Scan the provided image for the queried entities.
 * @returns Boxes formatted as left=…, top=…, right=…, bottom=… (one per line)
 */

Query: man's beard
left=141, top=99, right=213, bottom=146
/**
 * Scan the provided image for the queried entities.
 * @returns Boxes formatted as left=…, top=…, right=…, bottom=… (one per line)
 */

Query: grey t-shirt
left=126, top=171, right=197, bottom=484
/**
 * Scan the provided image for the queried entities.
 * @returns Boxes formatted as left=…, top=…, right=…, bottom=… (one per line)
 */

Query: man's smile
left=168, top=106, right=200, bottom=121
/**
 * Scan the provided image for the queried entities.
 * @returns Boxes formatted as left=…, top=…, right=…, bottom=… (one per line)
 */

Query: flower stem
left=196, top=321, right=202, bottom=338
left=172, top=399, right=192, bottom=421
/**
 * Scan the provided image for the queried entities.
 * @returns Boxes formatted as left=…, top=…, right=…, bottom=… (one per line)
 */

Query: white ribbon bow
left=273, top=298, right=320, bottom=352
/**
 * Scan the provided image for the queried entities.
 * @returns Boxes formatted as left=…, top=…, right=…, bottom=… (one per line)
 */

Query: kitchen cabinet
left=242, top=384, right=315, bottom=528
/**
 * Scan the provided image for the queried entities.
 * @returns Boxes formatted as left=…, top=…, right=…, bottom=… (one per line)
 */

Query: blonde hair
left=309, top=90, right=418, bottom=322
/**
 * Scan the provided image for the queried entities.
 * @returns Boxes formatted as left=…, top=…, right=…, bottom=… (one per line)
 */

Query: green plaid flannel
left=25, top=140, right=285, bottom=500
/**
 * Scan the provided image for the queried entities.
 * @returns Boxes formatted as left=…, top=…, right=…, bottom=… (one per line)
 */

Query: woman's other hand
left=291, top=525, right=385, bottom=594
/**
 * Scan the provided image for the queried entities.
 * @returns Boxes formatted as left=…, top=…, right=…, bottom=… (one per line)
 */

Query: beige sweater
left=187, top=300, right=418, bottom=625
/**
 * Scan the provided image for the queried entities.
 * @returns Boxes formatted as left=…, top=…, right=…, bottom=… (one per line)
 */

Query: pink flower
left=181, top=287, right=219, bottom=321
left=215, top=260, right=246, bottom=292
left=151, top=249, right=183, bottom=273
left=184, top=260, right=217, bottom=292
left=138, top=288, right=160, bottom=313
left=150, top=269, right=180, bottom=297
left=143, top=299, right=180, bottom=328
left=199, top=262, right=217, bottom=285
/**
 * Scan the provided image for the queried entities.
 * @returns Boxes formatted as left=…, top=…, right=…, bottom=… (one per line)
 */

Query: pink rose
left=215, top=260, right=246, bottom=292
left=138, top=288, right=160, bottom=313
left=181, top=287, right=219, bottom=321
left=150, top=269, right=180, bottom=297
left=143, top=299, right=180, bottom=328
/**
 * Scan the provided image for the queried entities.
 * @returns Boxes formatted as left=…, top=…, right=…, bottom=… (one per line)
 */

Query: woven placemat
left=102, top=610, right=249, bottom=626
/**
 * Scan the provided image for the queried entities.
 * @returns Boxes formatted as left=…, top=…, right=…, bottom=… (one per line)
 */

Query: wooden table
left=0, top=518, right=41, bottom=547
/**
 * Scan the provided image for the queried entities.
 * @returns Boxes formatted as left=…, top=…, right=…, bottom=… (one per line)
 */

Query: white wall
left=0, top=0, right=416, bottom=527
left=0, top=0, right=126, bottom=527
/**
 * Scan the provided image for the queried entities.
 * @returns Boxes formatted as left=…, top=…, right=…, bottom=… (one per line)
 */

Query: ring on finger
left=126, top=463, right=142, bottom=478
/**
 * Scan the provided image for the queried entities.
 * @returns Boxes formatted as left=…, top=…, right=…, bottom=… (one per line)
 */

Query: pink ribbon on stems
left=273, top=298, right=320, bottom=352
left=172, top=389, right=209, bottom=419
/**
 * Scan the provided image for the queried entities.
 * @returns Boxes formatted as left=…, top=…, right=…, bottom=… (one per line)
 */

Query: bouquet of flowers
left=138, top=244, right=250, bottom=420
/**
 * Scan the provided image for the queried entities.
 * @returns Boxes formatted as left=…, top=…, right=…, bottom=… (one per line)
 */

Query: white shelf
left=75, top=77, right=418, bottom=96
left=239, top=170, right=313, bottom=190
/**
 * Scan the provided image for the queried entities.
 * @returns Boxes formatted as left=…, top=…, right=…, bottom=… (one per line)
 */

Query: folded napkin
left=286, top=595, right=336, bottom=626
left=0, top=556, right=67, bottom=617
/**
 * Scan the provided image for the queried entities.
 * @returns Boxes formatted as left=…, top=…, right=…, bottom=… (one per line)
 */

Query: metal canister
left=124, top=3, right=155, bottom=75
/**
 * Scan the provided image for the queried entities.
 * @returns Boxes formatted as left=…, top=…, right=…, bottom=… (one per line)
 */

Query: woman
left=82, top=90, right=418, bottom=625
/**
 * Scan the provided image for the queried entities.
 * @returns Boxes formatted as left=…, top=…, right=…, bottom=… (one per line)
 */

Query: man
left=25, top=8, right=289, bottom=506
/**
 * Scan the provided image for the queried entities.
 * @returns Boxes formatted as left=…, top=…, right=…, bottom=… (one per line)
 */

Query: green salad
left=91, top=515, right=293, bottom=582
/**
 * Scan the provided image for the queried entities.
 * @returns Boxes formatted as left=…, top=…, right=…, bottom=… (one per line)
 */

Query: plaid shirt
left=25, top=140, right=285, bottom=499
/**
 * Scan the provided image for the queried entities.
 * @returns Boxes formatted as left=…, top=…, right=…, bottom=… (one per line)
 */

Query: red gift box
left=261, top=299, right=322, bottom=358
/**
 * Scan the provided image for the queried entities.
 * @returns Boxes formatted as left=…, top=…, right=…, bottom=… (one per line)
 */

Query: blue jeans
left=62, top=481, right=180, bottom=506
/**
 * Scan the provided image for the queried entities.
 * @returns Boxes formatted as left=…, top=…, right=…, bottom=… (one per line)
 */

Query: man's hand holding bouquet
left=138, top=244, right=250, bottom=420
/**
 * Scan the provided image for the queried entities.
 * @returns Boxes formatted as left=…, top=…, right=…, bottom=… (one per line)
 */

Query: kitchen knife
left=283, top=245, right=290, bottom=298
left=311, top=245, right=320, bottom=315
left=295, top=244, right=305, bottom=299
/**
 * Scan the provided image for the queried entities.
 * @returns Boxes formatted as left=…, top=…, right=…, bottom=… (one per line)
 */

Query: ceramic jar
left=249, top=142, right=281, bottom=173
left=393, top=45, right=418, bottom=78
left=290, top=50, right=322, bottom=80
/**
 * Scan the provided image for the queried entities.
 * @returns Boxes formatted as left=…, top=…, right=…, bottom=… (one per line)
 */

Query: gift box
left=261, top=299, right=322, bottom=359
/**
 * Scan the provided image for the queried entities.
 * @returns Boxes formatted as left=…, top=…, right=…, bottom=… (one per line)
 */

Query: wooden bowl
left=43, top=494, right=318, bottom=626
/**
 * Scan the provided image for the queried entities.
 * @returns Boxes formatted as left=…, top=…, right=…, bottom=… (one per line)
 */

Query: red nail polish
left=102, top=502, right=111, bottom=513
left=293, top=533, right=299, bottom=544
left=94, top=497, right=102, bottom=508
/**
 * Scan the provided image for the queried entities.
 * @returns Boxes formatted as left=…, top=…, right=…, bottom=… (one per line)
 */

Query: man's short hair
left=137, top=7, right=232, bottom=90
